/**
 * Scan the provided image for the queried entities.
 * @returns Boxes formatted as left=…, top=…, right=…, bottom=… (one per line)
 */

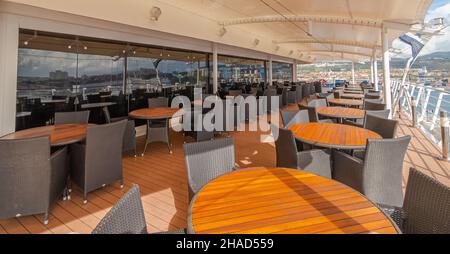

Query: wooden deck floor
left=0, top=111, right=448, bottom=234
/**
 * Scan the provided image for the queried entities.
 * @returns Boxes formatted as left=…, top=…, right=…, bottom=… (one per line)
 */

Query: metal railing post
left=411, top=96, right=417, bottom=127
left=439, top=111, right=450, bottom=161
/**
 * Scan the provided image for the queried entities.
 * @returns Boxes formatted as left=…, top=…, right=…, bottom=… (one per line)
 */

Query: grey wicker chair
left=70, top=120, right=127, bottom=203
left=364, top=101, right=386, bottom=111
left=263, top=89, right=282, bottom=113
left=308, top=99, right=328, bottom=108
left=184, top=109, right=214, bottom=142
left=344, top=109, right=390, bottom=128
left=145, top=97, right=172, bottom=154
left=381, top=168, right=450, bottom=234
left=365, top=113, right=398, bottom=138
left=0, top=137, right=68, bottom=225
left=275, top=127, right=332, bottom=178
left=92, top=185, right=147, bottom=234
left=110, top=117, right=137, bottom=157
left=280, top=110, right=310, bottom=128
left=54, top=111, right=90, bottom=124
left=365, top=93, right=382, bottom=100
left=298, top=104, right=333, bottom=123
left=183, top=138, right=236, bottom=201
left=333, top=136, right=411, bottom=208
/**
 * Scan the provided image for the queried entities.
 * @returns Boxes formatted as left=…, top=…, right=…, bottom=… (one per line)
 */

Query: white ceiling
left=5, top=0, right=433, bottom=62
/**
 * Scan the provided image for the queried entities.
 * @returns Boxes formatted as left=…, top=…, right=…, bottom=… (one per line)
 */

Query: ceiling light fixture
left=218, top=26, right=227, bottom=37
left=23, top=31, right=38, bottom=46
left=67, top=37, right=88, bottom=51
left=253, top=39, right=260, bottom=46
left=150, top=6, right=162, bottom=21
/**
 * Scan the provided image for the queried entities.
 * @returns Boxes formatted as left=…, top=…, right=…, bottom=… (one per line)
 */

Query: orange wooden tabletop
left=128, top=107, right=181, bottom=120
left=328, top=98, right=363, bottom=107
left=1, top=124, right=89, bottom=146
left=317, top=107, right=365, bottom=119
left=288, top=122, right=381, bottom=149
left=188, top=167, right=398, bottom=234
left=341, top=93, right=364, bottom=99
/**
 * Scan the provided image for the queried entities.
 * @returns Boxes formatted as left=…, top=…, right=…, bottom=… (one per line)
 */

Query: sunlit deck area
left=0, top=109, right=447, bottom=234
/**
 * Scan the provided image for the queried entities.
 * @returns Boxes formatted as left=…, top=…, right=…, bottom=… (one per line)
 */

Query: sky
left=393, top=0, right=450, bottom=57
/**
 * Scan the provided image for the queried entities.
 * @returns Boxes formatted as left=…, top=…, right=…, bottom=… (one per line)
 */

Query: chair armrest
left=378, top=204, right=406, bottom=233
left=297, top=149, right=332, bottom=178
left=343, top=119, right=363, bottom=128
left=332, top=150, right=364, bottom=192
left=49, top=146, right=69, bottom=203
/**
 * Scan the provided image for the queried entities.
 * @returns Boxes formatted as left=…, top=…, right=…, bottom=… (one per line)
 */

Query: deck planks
left=0, top=109, right=448, bottom=234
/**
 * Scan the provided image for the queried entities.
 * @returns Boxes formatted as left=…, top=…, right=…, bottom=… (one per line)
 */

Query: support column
left=351, top=61, right=355, bottom=85
left=370, top=57, right=374, bottom=84
left=382, top=25, right=392, bottom=114
left=373, top=56, right=379, bottom=90
left=292, top=60, right=297, bottom=82
left=212, top=43, right=218, bottom=94
left=0, top=14, right=19, bottom=136
left=268, top=56, right=273, bottom=86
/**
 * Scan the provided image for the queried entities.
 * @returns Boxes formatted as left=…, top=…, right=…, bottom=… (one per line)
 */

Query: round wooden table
left=129, top=107, right=182, bottom=155
left=328, top=98, right=363, bottom=107
left=1, top=124, right=90, bottom=146
left=128, top=107, right=180, bottom=120
left=288, top=122, right=381, bottom=149
left=317, top=107, right=365, bottom=120
left=188, top=167, right=398, bottom=234
left=341, top=93, right=364, bottom=99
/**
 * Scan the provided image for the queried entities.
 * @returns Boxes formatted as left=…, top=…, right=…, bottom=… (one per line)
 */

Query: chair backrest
left=334, top=91, right=341, bottom=99
left=228, top=90, right=242, bottom=97
left=0, top=136, right=51, bottom=218
left=365, top=93, right=382, bottom=100
left=148, top=97, right=168, bottom=108
left=366, top=109, right=390, bottom=119
left=362, top=136, right=411, bottom=207
left=84, top=120, right=127, bottom=190
left=295, top=87, right=303, bottom=102
left=301, top=84, right=310, bottom=99
left=280, top=110, right=309, bottom=128
left=298, top=104, right=319, bottom=122
left=183, top=138, right=235, bottom=200
left=364, top=101, right=386, bottom=111
left=402, top=168, right=450, bottom=234
left=308, top=99, right=327, bottom=108
left=92, top=185, right=147, bottom=234
left=365, top=113, right=398, bottom=138
left=274, top=127, right=299, bottom=169
left=54, top=111, right=90, bottom=125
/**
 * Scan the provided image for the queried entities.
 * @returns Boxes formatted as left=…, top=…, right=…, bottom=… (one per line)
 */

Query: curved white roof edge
left=1, top=0, right=433, bottom=63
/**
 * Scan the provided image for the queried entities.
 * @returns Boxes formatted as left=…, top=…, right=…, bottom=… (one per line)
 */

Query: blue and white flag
left=399, top=34, right=425, bottom=66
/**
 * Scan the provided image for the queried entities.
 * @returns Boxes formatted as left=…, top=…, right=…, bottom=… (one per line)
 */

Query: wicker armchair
left=145, top=97, right=171, bottom=154
left=380, top=168, right=450, bottom=234
left=333, top=136, right=411, bottom=207
left=92, top=185, right=147, bottom=234
left=298, top=104, right=333, bottom=123
left=54, top=111, right=90, bottom=124
left=70, top=120, right=127, bottom=203
left=364, top=101, right=386, bottom=111
left=365, top=113, right=398, bottom=138
left=0, top=137, right=68, bottom=224
left=183, top=138, right=237, bottom=201
left=275, top=127, right=332, bottom=178
left=280, top=110, right=310, bottom=128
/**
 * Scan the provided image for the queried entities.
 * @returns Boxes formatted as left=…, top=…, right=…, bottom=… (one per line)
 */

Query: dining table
left=288, top=122, right=381, bottom=150
left=1, top=123, right=90, bottom=146
left=129, top=107, right=182, bottom=155
left=187, top=167, right=399, bottom=234
left=317, top=107, right=365, bottom=123
left=328, top=98, right=364, bottom=107
left=341, top=93, right=365, bottom=99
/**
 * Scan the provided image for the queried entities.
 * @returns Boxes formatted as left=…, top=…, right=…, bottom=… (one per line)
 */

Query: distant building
left=49, top=70, right=69, bottom=80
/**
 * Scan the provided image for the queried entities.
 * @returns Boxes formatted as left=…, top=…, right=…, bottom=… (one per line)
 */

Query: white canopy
left=4, top=0, right=433, bottom=62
